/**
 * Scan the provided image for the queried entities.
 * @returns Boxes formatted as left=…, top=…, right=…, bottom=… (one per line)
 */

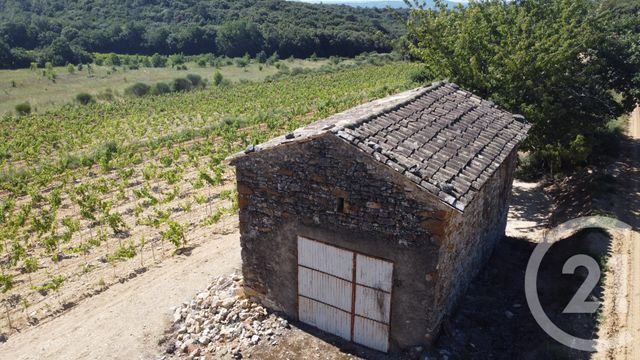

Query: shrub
left=235, top=57, right=249, bottom=68
left=150, top=82, right=171, bottom=95
left=290, top=67, right=305, bottom=76
left=125, top=82, right=151, bottom=97
left=15, top=102, right=31, bottom=115
left=256, top=50, right=267, bottom=64
left=409, top=68, right=433, bottom=84
left=213, top=71, right=223, bottom=86
left=172, top=78, right=192, bottom=92
left=186, top=74, right=203, bottom=88
left=75, top=92, right=93, bottom=105
left=67, top=64, right=75, bottom=73
left=151, top=53, right=167, bottom=68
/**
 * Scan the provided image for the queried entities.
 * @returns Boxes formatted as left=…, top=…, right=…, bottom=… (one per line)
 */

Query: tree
left=406, top=0, right=640, bottom=172
left=0, top=39, right=14, bottom=69
left=216, top=21, right=264, bottom=58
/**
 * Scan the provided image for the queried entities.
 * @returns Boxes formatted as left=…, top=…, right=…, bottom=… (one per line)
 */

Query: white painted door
left=297, top=236, right=393, bottom=353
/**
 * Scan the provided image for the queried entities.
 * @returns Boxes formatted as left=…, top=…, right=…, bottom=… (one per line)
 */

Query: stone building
left=227, top=81, right=530, bottom=353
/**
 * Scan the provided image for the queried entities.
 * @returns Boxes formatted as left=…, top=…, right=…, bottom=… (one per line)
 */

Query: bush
left=409, top=68, right=433, bottom=84
left=75, top=92, right=93, bottom=105
left=124, top=82, right=151, bottom=97
left=15, top=102, right=31, bottom=115
left=172, top=78, right=192, bottom=92
left=186, top=74, right=203, bottom=88
left=66, top=64, right=75, bottom=73
left=235, top=57, right=249, bottom=68
left=256, top=50, right=268, bottom=64
left=150, top=82, right=171, bottom=95
left=290, top=67, right=306, bottom=76
left=213, top=71, right=223, bottom=86
left=151, top=53, right=167, bottom=68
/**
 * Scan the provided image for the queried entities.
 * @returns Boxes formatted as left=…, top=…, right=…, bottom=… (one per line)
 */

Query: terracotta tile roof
left=228, top=81, right=530, bottom=212
left=334, top=82, right=530, bottom=211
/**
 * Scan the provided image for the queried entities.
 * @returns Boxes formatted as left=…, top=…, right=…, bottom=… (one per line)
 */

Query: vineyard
left=0, top=61, right=421, bottom=335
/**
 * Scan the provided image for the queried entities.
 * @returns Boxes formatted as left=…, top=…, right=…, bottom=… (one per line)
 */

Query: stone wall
left=432, top=149, right=519, bottom=329
left=232, top=134, right=452, bottom=350
left=231, top=134, right=519, bottom=350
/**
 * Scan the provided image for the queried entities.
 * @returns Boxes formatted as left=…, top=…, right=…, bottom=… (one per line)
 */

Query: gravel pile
left=162, top=274, right=290, bottom=359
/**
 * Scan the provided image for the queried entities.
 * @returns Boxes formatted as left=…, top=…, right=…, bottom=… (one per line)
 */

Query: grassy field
left=0, top=61, right=422, bottom=334
left=0, top=58, right=339, bottom=116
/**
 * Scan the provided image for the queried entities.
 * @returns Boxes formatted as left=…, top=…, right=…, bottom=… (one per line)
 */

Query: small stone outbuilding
left=228, top=81, right=530, bottom=353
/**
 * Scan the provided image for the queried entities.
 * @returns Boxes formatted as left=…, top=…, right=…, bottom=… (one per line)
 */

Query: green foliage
left=0, top=62, right=418, bottom=193
left=14, top=102, right=31, bottom=115
left=186, top=74, right=204, bottom=89
left=150, top=82, right=171, bottom=96
left=34, top=275, right=65, bottom=293
left=125, top=83, right=151, bottom=97
left=408, top=68, right=433, bottom=84
left=406, top=0, right=640, bottom=173
left=151, top=53, right=167, bottom=68
left=172, top=78, right=192, bottom=92
left=23, top=257, right=38, bottom=274
left=212, top=71, right=223, bottom=86
left=161, top=221, right=186, bottom=250
left=107, top=241, right=137, bottom=262
left=75, top=92, right=94, bottom=105
left=0, top=0, right=406, bottom=68
left=66, top=64, right=75, bottom=74
left=0, top=274, right=13, bottom=293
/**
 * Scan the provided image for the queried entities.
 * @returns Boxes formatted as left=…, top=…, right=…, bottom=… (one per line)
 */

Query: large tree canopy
left=406, top=0, right=640, bottom=172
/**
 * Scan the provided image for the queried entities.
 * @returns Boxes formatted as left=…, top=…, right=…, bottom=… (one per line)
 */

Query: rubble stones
left=163, top=274, right=288, bottom=359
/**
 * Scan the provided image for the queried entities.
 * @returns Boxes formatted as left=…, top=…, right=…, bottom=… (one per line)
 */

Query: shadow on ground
left=437, top=230, right=611, bottom=360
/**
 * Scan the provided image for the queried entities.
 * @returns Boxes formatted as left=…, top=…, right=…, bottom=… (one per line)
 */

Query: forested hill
left=0, top=0, right=407, bottom=69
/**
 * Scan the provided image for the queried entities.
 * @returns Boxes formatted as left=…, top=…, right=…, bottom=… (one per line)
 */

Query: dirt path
left=0, top=232, right=241, bottom=360
left=623, top=106, right=640, bottom=360
left=507, top=180, right=552, bottom=242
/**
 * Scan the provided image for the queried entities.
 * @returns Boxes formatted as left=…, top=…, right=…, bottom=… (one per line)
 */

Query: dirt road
left=624, top=106, right=640, bottom=360
left=0, top=233, right=241, bottom=360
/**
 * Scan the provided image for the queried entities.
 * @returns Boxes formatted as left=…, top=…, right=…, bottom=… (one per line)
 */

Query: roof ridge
left=336, top=80, right=447, bottom=133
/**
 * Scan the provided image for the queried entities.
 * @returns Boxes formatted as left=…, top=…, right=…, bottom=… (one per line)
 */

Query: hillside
left=0, top=0, right=407, bottom=69
left=292, top=0, right=459, bottom=9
